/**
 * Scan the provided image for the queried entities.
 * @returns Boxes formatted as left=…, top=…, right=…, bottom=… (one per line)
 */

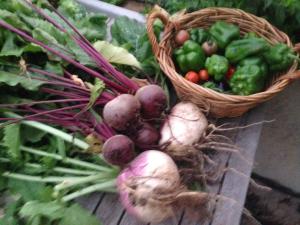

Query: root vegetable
left=135, top=85, right=167, bottom=119
left=117, top=150, right=221, bottom=224
left=102, top=135, right=135, bottom=166
left=103, top=94, right=141, bottom=131
left=159, top=102, right=208, bottom=157
left=175, top=30, right=190, bottom=46
left=133, top=122, right=160, bottom=150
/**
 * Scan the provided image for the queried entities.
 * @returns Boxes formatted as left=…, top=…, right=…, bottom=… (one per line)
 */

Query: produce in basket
left=172, top=21, right=299, bottom=96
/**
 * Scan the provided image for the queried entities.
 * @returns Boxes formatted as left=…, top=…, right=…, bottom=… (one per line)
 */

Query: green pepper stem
left=61, top=179, right=116, bottom=202
left=19, top=145, right=113, bottom=172
left=54, top=173, right=114, bottom=191
left=3, top=112, right=89, bottom=150
left=288, top=54, right=300, bottom=62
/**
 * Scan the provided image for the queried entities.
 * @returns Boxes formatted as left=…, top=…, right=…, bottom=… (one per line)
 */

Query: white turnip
left=117, top=150, right=230, bottom=224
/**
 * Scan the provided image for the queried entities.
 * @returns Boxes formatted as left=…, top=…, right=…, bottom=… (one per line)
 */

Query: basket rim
left=147, top=6, right=300, bottom=103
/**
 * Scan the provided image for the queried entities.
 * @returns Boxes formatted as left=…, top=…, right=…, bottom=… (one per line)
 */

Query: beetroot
left=102, top=135, right=135, bottom=166
left=134, top=122, right=160, bottom=150
left=103, top=94, right=141, bottom=131
left=135, top=85, right=167, bottom=119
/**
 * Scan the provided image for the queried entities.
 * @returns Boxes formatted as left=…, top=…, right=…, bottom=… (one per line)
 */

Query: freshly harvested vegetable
left=185, top=71, right=200, bottom=83
left=102, top=135, right=135, bottom=166
left=225, top=37, right=270, bottom=63
left=202, top=40, right=218, bottom=56
left=263, top=43, right=297, bottom=71
left=244, top=32, right=258, bottom=39
left=117, top=150, right=217, bottom=224
left=198, top=69, right=209, bottom=81
left=202, top=81, right=223, bottom=92
left=174, top=40, right=206, bottom=73
left=175, top=29, right=190, bottom=45
left=159, top=102, right=208, bottom=157
left=117, top=150, right=180, bottom=223
left=229, top=65, right=266, bottom=95
left=225, top=66, right=235, bottom=80
left=135, top=84, right=167, bottom=119
left=189, top=28, right=209, bottom=44
left=238, top=57, right=268, bottom=78
left=209, top=21, right=240, bottom=49
left=205, top=54, right=229, bottom=81
left=103, top=94, right=141, bottom=131
left=133, top=123, right=160, bottom=150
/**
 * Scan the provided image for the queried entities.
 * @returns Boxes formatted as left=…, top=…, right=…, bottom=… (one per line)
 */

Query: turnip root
left=102, top=135, right=135, bottom=166
left=159, top=102, right=208, bottom=158
left=159, top=102, right=242, bottom=185
left=103, top=94, right=141, bottom=131
left=117, top=150, right=233, bottom=224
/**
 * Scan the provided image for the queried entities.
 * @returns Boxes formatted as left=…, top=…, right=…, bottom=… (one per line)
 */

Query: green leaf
left=0, top=9, right=30, bottom=31
left=0, top=33, right=24, bottom=57
left=86, top=79, right=105, bottom=110
left=19, top=201, right=64, bottom=221
left=3, top=124, right=20, bottom=159
left=93, top=41, right=141, bottom=68
left=8, top=180, right=53, bottom=202
left=59, top=204, right=101, bottom=225
left=21, top=126, right=46, bottom=143
left=0, top=71, right=45, bottom=91
left=111, top=16, right=145, bottom=49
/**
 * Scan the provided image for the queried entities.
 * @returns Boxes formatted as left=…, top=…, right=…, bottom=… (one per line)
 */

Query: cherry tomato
left=198, top=69, right=209, bottom=81
left=175, top=30, right=190, bottom=45
left=185, top=71, right=200, bottom=83
left=226, top=66, right=235, bottom=80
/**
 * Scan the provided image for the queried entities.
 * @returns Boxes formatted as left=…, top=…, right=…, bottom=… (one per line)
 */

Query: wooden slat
left=94, top=193, right=125, bottom=225
left=118, top=212, right=148, bottom=225
left=210, top=105, right=266, bottom=225
left=76, top=192, right=104, bottom=212
left=179, top=117, right=242, bottom=225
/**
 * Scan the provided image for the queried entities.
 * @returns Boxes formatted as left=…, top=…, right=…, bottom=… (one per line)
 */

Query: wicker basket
left=147, top=6, right=300, bottom=118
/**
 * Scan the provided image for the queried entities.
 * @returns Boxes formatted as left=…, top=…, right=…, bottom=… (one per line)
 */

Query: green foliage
left=145, top=0, right=300, bottom=42
left=3, top=124, right=21, bottom=159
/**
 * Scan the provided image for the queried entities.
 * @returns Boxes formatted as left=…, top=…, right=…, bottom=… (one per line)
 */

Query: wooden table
left=75, top=1, right=266, bottom=224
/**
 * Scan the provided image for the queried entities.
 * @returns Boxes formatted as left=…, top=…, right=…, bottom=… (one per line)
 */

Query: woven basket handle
left=146, top=8, right=170, bottom=57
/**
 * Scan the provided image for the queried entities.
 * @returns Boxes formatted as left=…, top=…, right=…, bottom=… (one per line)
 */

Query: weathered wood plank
left=76, top=192, right=104, bottom=213
left=210, top=104, right=266, bottom=225
left=94, top=193, right=124, bottom=225
left=118, top=212, right=149, bottom=225
left=180, top=117, right=243, bottom=225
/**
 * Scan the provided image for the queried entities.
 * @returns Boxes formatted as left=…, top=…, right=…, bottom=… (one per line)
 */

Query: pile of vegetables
left=173, top=21, right=299, bottom=95
left=0, top=1, right=246, bottom=224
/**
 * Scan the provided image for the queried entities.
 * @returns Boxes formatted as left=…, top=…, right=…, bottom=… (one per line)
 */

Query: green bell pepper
left=174, top=40, right=206, bottom=73
left=238, top=57, right=268, bottom=78
left=225, top=37, right=270, bottom=63
left=209, top=21, right=240, bottom=49
left=244, top=32, right=258, bottom=39
left=263, top=43, right=297, bottom=71
left=189, top=28, right=209, bottom=44
left=205, top=54, right=229, bottom=81
left=229, top=65, right=266, bottom=95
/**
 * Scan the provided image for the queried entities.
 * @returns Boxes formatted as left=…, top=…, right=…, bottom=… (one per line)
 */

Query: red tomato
left=175, top=30, right=190, bottom=45
left=198, top=69, right=209, bottom=81
left=226, top=66, right=235, bottom=80
left=185, top=71, right=200, bottom=83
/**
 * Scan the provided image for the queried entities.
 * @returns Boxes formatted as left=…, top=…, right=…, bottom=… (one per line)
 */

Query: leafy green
left=145, top=0, right=300, bottom=42
left=3, top=124, right=21, bottom=159
left=94, top=40, right=141, bottom=68
left=87, top=78, right=105, bottom=110
left=0, top=71, right=45, bottom=91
